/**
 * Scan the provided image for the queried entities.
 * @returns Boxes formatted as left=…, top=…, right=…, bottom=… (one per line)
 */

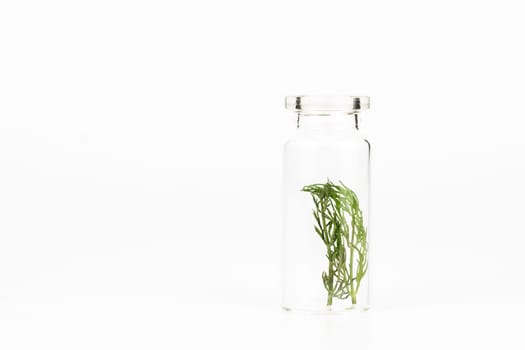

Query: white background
left=1, top=0, right=524, bottom=349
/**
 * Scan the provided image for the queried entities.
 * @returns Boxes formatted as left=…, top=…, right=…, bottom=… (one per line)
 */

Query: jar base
left=281, top=305, right=369, bottom=314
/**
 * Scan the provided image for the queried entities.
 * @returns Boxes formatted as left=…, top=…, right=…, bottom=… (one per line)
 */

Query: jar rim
left=285, top=95, right=370, bottom=113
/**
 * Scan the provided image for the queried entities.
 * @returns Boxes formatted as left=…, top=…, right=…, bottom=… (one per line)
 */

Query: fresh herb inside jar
left=302, top=180, right=368, bottom=307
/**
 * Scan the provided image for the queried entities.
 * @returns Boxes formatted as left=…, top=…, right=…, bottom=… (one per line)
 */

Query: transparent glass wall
left=283, top=95, right=371, bottom=312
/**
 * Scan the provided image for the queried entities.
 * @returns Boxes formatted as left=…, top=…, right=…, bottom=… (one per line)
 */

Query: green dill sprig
left=302, top=180, right=368, bottom=307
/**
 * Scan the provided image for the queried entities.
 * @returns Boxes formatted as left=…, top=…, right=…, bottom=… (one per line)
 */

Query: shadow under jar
left=282, top=95, right=371, bottom=312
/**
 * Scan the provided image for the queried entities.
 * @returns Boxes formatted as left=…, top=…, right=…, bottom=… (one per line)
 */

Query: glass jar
left=282, top=95, right=371, bottom=312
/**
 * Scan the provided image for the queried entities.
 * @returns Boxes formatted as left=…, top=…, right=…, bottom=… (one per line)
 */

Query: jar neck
left=297, top=112, right=361, bottom=132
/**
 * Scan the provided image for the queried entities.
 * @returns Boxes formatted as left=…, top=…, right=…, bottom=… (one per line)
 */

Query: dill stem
left=321, top=200, right=334, bottom=307
left=349, top=223, right=356, bottom=304
left=327, top=258, right=334, bottom=307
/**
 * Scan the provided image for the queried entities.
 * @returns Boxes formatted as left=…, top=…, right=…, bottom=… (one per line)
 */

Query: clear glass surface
left=283, top=107, right=371, bottom=312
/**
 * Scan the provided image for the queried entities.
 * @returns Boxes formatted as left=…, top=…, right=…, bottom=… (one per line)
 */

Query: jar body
left=283, top=114, right=370, bottom=312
